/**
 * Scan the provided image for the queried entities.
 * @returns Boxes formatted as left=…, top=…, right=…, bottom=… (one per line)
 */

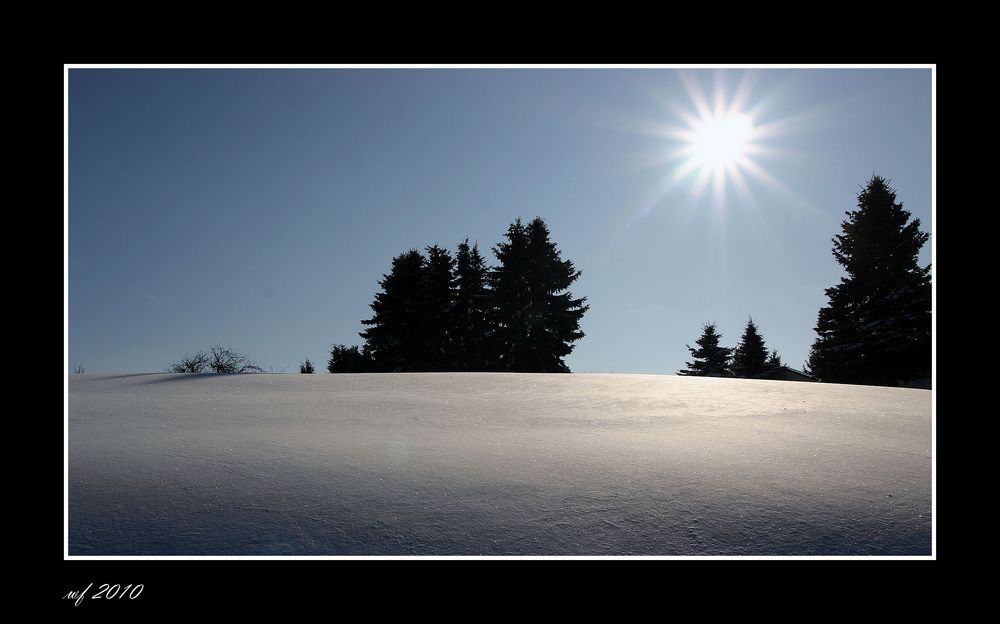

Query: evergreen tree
left=487, top=219, right=530, bottom=370
left=765, top=349, right=783, bottom=370
left=299, top=359, right=315, bottom=374
left=327, top=344, right=372, bottom=373
left=419, top=244, right=457, bottom=371
left=360, top=249, right=427, bottom=372
left=731, top=317, right=769, bottom=378
left=808, top=175, right=931, bottom=386
left=677, top=323, right=732, bottom=376
left=488, top=217, right=588, bottom=372
left=451, top=238, right=490, bottom=371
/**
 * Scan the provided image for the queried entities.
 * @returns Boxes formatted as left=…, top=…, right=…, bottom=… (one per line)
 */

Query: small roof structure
left=751, top=366, right=816, bottom=382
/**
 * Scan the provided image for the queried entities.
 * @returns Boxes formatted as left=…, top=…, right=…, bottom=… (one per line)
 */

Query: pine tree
left=488, top=217, right=588, bottom=372
left=360, top=249, right=427, bottom=372
left=299, top=358, right=316, bottom=374
left=451, top=238, right=490, bottom=371
left=487, top=219, right=530, bottom=370
left=731, top=317, right=769, bottom=378
left=677, top=323, right=732, bottom=376
left=765, top=349, right=783, bottom=370
left=419, top=244, right=457, bottom=371
left=327, top=344, right=373, bottom=373
left=808, top=175, right=931, bottom=386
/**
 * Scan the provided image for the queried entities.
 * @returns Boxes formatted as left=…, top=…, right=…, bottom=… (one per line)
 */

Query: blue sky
left=67, top=67, right=932, bottom=374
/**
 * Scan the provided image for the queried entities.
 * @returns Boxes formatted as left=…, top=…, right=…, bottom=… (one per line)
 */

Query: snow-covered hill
left=68, top=373, right=931, bottom=556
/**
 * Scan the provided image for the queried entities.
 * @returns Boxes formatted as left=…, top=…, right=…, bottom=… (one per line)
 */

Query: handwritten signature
left=63, top=583, right=144, bottom=606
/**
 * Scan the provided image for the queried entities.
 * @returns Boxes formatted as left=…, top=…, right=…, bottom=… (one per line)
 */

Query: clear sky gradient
left=67, top=67, right=932, bottom=374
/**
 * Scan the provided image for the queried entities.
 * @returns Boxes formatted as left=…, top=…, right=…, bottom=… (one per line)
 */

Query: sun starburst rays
left=607, top=70, right=829, bottom=242
left=626, top=71, right=823, bottom=219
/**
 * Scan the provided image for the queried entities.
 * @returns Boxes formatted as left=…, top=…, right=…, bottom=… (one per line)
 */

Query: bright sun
left=691, top=113, right=753, bottom=170
left=621, top=71, right=815, bottom=222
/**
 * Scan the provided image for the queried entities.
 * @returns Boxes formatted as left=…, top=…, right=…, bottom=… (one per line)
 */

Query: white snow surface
left=68, top=373, right=931, bottom=556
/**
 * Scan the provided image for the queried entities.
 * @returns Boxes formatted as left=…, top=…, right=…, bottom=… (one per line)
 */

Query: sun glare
left=625, top=70, right=812, bottom=217
left=692, top=113, right=753, bottom=169
left=618, top=70, right=822, bottom=231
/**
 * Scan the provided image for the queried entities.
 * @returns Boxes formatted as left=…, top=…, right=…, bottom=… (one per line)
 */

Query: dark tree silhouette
left=487, top=219, right=530, bottom=370
left=419, top=244, right=457, bottom=371
left=807, top=175, right=931, bottom=386
left=167, top=351, right=211, bottom=373
left=450, top=238, right=490, bottom=371
left=207, top=346, right=264, bottom=373
left=73, top=363, right=85, bottom=374
left=731, top=317, right=769, bottom=378
left=488, top=217, right=588, bottom=372
left=765, top=349, right=783, bottom=370
left=328, top=344, right=373, bottom=373
left=360, top=249, right=427, bottom=372
left=300, top=358, right=316, bottom=374
left=168, top=346, right=262, bottom=373
left=354, top=219, right=588, bottom=373
left=677, top=323, right=732, bottom=376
